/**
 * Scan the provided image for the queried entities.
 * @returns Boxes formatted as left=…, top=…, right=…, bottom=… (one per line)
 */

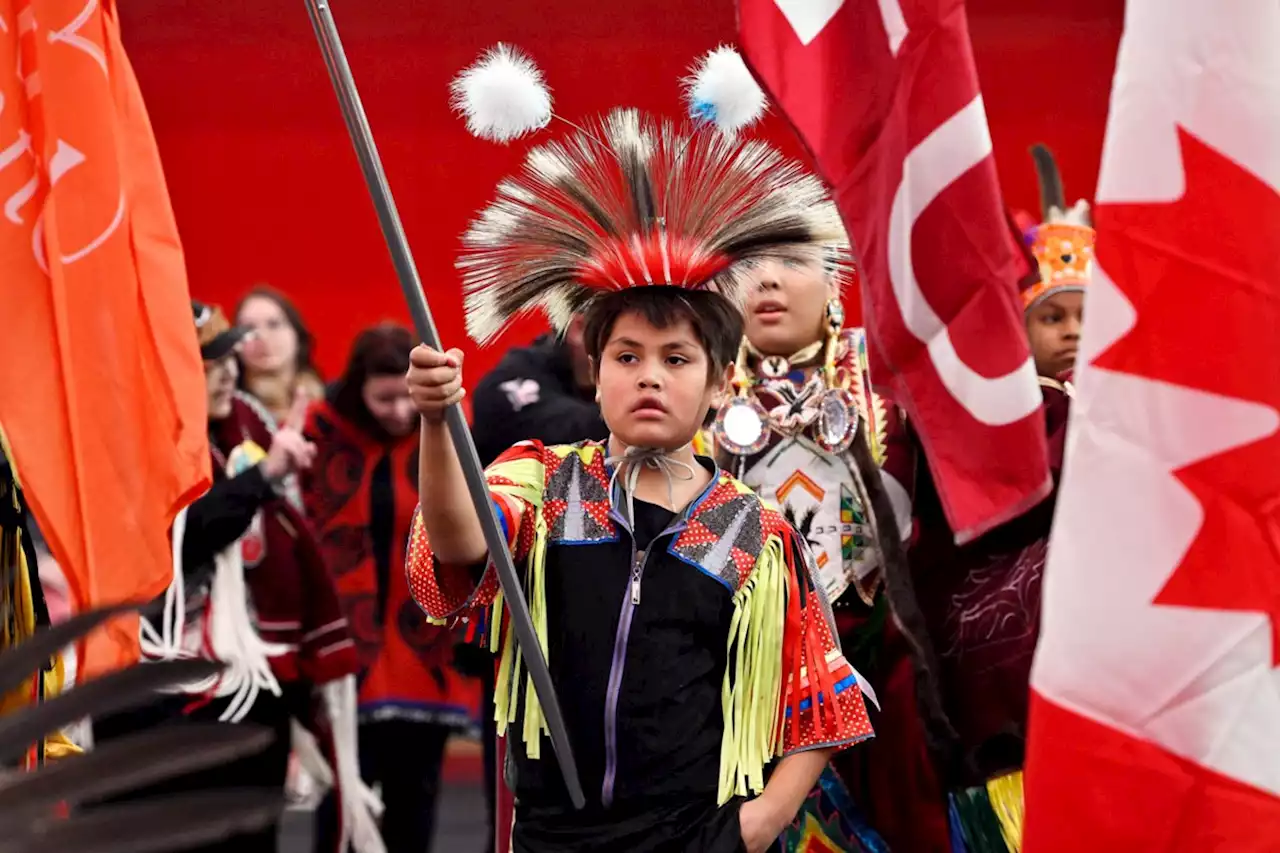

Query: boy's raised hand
left=407, top=345, right=466, bottom=422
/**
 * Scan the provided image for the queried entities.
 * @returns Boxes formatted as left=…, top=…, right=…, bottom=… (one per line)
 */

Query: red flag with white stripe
left=1024, top=1, right=1280, bottom=847
left=738, top=0, right=1049, bottom=541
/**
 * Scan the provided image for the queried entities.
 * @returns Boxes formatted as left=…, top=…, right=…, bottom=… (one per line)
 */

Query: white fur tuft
left=451, top=44, right=552, bottom=143
left=682, top=45, right=766, bottom=135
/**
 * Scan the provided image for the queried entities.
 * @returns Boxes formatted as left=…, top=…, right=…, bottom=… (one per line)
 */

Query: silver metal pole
left=302, top=0, right=584, bottom=809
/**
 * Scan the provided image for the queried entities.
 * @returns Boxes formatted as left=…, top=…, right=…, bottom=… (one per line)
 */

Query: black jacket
left=471, top=335, right=608, bottom=466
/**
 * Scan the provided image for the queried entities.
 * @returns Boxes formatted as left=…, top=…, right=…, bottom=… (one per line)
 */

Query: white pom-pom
left=682, top=45, right=766, bottom=135
left=451, top=44, right=552, bottom=143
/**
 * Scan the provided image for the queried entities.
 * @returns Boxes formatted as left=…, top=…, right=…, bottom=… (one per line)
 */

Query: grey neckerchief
left=605, top=445, right=697, bottom=528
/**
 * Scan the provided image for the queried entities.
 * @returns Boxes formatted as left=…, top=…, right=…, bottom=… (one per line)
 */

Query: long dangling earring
left=712, top=337, right=769, bottom=456
left=822, top=297, right=845, bottom=382
left=815, top=297, right=859, bottom=453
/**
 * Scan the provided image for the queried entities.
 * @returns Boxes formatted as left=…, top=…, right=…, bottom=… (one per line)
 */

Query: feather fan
left=0, top=724, right=273, bottom=816
left=0, top=602, right=138, bottom=699
left=0, top=604, right=287, bottom=851
left=0, top=656, right=220, bottom=764
left=0, top=789, right=283, bottom=853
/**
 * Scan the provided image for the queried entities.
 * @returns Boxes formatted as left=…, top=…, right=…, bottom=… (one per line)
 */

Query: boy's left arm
left=740, top=748, right=833, bottom=851
left=778, top=527, right=875, bottom=754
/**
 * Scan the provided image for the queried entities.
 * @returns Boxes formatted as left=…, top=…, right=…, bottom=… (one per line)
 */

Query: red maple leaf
left=1093, top=128, right=1280, bottom=664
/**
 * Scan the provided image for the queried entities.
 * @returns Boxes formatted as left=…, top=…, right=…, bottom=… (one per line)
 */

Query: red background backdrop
left=120, top=0, right=1123, bottom=382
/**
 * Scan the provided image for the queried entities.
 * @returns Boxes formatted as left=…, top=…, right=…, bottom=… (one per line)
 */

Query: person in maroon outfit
left=908, top=150, right=1092, bottom=851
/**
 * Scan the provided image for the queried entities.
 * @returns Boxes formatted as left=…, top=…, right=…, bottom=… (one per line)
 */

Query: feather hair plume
left=682, top=45, right=767, bottom=136
left=1029, top=142, right=1091, bottom=226
left=450, top=44, right=552, bottom=143
left=459, top=108, right=845, bottom=344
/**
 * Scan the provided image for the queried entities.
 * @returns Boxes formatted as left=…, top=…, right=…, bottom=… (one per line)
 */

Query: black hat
left=192, top=300, right=251, bottom=361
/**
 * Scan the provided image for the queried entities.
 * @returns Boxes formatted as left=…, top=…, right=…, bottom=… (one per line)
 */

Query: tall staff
left=302, top=0, right=585, bottom=809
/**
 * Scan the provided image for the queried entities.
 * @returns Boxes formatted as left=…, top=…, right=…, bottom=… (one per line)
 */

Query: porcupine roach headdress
left=1022, top=143, right=1095, bottom=310
left=450, top=44, right=849, bottom=345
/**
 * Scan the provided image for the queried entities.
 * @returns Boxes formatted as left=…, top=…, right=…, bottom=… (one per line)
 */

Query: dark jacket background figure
left=471, top=334, right=609, bottom=467
left=466, top=333, right=608, bottom=853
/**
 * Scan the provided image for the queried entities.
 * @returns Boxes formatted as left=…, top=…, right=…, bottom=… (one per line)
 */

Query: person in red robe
left=303, top=323, right=480, bottom=853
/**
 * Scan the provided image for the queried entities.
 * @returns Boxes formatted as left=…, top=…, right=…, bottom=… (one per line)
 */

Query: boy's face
left=743, top=257, right=834, bottom=356
left=1026, top=290, right=1084, bottom=378
left=595, top=312, right=729, bottom=451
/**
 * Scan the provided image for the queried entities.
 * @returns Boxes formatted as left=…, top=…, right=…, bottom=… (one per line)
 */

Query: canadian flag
left=738, top=0, right=1049, bottom=542
left=1024, top=1, right=1280, bottom=849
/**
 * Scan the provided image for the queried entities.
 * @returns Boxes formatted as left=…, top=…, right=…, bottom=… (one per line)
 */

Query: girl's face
left=237, top=296, right=299, bottom=375
left=362, top=373, right=418, bottom=438
left=594, top=311, right=728, bottom=452
left=743, top=257, right=835, bottom=356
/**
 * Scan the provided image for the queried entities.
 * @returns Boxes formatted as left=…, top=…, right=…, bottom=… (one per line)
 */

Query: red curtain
left=120, top=0, right=1121, bottom=381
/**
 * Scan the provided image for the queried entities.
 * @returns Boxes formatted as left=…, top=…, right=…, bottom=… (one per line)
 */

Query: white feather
left=451, top=44, right=552, bottom=143
left=682, top=45, right=766, bottom=135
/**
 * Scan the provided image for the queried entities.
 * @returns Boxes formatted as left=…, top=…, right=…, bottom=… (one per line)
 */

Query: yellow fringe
left=717, top=534, right=788, bottom=804
left=519, top=511, right=550, bottom=759
left=484, top=456, right=550, bottom=760
left=986, top=770, right=1025, bottom=853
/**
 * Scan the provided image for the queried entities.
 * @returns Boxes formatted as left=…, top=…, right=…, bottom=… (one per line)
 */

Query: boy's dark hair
left=582, top=288, right=743, bottom=379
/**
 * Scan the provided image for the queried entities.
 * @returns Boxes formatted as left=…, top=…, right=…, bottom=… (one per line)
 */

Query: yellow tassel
left=493, top=592, right=517, bottom=737
left=521, top=513, right=550, bottom=760
left=717, top=535, right=788, bottom=805
left=482, top=455, right=547, bottom=748
left=986, top=770, right=1025, bottom=852
left=489, top=590, right=505, bottom=655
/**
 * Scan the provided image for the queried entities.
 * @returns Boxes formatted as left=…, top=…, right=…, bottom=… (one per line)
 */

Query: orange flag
left=0, top=0, right=210, bottom=676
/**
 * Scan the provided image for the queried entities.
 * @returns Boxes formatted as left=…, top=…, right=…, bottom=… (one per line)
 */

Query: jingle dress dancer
left=709, top=251, right=953, bottom=852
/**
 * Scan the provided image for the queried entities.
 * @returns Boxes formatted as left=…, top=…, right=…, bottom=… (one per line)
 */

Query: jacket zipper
left=601, top=545, right=647, bottom=807
left=599, top=514, right=690, bottom=807
left=599, top=457, right=718, bottom=808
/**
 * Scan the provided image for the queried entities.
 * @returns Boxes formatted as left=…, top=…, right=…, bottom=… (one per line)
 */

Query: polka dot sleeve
left=405, top=498, right=511, bottom=622
left=405, top=442, right=543, bottom=624
left=779, top=525, right=875, bottom=756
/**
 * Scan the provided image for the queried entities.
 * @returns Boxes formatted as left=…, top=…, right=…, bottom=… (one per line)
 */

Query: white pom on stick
left=451, top=44, right=552, bottom=143
left=682, top=45, right=766, bottom=136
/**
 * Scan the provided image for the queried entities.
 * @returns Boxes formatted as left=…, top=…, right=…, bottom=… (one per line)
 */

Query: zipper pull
left=631, top=549, right=646, bottom=606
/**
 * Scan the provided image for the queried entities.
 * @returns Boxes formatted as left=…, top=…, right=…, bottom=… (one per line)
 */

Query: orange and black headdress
left=1021, top=144, right=1095, bottom=311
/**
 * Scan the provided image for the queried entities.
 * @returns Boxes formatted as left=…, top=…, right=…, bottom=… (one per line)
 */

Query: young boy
left=404, top=108, right=874, bottom=853
left=1024, top=226, right=1088, bottom=383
